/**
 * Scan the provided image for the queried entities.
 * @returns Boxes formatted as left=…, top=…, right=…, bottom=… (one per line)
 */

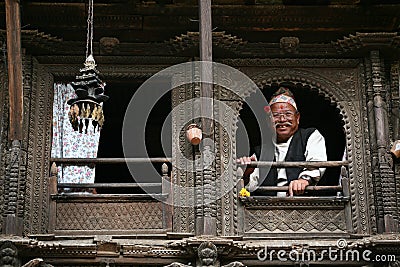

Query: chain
left=85, top=0, right=94, bottom=58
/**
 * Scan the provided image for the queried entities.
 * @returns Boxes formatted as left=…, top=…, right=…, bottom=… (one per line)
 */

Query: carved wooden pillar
left=0, top=39, right=7, bottom=232
left=390, top=63, right=400, bottom=141
left=171, top=68, right=196, bottom=235
left=214, top=97, right=242, bottom=237
left=4, top=0, right=23, bottom=235
left=369, top=50, right=397, bottom=233
left=390, top=62, right=400, bottom=234
left=365, top=56, right=383, bottom=232
left=22, top=59, right=53, bottom=235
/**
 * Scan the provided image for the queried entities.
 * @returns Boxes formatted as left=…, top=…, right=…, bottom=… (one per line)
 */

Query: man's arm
left=237, top=154, right=259, bottom=192
left=289, top=130, right=327, bottom=196
left=299, top=129, right=327, bottom=183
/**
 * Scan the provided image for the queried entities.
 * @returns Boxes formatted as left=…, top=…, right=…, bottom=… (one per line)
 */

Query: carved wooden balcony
left=48, top=158, right=172, bottom=236
left=237, top=161, right=352, bottom=239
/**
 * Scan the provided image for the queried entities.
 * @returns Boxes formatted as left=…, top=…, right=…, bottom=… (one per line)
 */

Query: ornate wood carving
left=0, top=58, right=8, bottom=232
left=27, top=245, right=97, bottom=259
left=163, top=237, right=246, bottom=267
left=49, top=64, right=167, bottom=81
left=3, top=140, right=24, bottom=233
left=18, top=3, right=400, bottom=35
left=0, top=29, right=62, bottom=54
left=99, top=37, right=120, bottom=55
left=55, top=201, right=163, bottom=232
left=0, top=241, right=20, bottom=267
left=198, top=241, right=217, bottom=266
left=392, top=62, right=400, bottom=233
left=215, top=100, right=242, bottom=236
left=334, top=32, right=400, bottom=54
left=167, top=32, right=247, bottom=55
left=23, top=58, right=53, bottom=234
left=389, top=63, right=399, bottom=143
left=2, top=55, right=31, bottom=235
left=200, top=150, right=217, bottom=233
left=279, top=37, right=299, bottom=54
left=357, top=61, right=377, bottom=235
left=123, top=245, right=187, bottom=258
left=244, top=208, right=346, bottom=233
left=364, top=56, right=381, bottom=234
left=37, top=55, right=188, bottom=66
left=369, top=51, right=397, bottom=232
left=221, top=58, right=360, bottom=68
left=171, top=68, right=195, bottom=234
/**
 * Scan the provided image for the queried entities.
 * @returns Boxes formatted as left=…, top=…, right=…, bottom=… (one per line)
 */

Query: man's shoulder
left=297, top=128, right=325, bottom=143
left=297, top=127, right=317, bottom=136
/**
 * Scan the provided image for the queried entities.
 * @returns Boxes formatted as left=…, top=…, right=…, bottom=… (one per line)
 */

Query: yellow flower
left=239, top=188, right=250, bottom=197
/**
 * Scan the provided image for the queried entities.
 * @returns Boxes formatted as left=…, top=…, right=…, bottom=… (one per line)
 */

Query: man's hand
left=288, top=179, right=310, bottom=196
left=237, top=155, right=257, bottom=185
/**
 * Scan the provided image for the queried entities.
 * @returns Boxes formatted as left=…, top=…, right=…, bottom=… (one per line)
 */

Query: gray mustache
left=276, top=122, right=292, bottom=127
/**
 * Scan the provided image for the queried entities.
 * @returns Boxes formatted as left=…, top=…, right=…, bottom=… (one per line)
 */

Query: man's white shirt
left=246, top=129, right=327, bottom=194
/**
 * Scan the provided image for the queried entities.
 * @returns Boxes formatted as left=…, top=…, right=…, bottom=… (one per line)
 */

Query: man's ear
left=296, top=112, right=300, bottom=124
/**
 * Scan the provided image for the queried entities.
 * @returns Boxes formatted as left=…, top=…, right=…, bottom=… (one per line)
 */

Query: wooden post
left=5, top=214, right=16, bottom=235
left=48, top=163, right=58, bottom=233
left=5, top=0, right=24, bottom=140
left=199, top=0, right=213, bottom=135
left=199, top=0, right=216, bottom=236
left=162, top=163, right=173, bottom=231
left=341, top=166, right=354, bottom=233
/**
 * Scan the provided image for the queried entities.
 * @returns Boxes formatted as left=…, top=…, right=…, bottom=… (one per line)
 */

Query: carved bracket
left=334, top=32, right=400, bottom=54
left=165, top=238, right=246, bottom=267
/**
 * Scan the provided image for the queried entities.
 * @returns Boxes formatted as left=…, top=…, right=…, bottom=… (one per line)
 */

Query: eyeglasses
left=272, top=111, right=297, bottom=119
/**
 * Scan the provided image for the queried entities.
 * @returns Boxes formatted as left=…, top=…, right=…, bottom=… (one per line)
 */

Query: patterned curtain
left=51, top=83, right=100, bottom=190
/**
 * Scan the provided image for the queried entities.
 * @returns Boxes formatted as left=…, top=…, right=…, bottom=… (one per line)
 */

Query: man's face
left=271, top=102, right=300, bottom=143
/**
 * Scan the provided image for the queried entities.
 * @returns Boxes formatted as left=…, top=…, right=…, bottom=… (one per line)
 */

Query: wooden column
left=199, top=0, right=213, bottom=135
left=198, top=0, right=216, bottom=236
left=370, top=50, right=398, bottom=233
left=5, top=0, right=23, bottom=140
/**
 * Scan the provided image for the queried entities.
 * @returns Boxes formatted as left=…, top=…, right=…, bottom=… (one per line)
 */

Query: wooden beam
left=199, top=0, right=213, bottom=135
left=256, top=185, right=343, bottom=192
left=50, top=157, right=172, bottom=164
left=242, top=160, right=350, bottom=168
left=5, top=0, right=23, bottom=140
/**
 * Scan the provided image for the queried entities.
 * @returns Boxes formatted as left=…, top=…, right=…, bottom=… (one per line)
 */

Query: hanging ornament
left=67, top=0, right=108, bottom=133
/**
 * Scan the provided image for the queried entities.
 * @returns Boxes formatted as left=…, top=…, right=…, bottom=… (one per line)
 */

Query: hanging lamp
left=67, top=0, right=109, bottom=133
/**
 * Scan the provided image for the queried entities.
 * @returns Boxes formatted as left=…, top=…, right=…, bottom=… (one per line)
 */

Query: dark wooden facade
left=1, top=0, right=400, bottom=266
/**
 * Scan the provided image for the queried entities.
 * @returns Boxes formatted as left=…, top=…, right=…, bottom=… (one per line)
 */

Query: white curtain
left=51, top=83, right=100, bottom=187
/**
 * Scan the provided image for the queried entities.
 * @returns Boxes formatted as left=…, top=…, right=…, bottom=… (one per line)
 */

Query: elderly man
left=238, top=87, right=327, bottom=196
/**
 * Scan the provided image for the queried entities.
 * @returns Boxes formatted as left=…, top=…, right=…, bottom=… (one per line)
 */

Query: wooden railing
left=50, top=157, right=171, bottom=192
left=241, top=160, right=349, bottom=168
left=50, top=158, right=349, bottom=193
left=50, top=157, right=171, bottom=164
left=237, top=160, right=350, bottom=195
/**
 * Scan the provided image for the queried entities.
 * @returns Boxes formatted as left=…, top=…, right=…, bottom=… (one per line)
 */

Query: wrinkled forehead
left=270, top=102, right=297, bottom=112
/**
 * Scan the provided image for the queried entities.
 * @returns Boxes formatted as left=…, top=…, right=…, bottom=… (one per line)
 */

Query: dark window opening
left=95, top=81, right=172, bottom=194
left=239, top=83, right=346, bottom=196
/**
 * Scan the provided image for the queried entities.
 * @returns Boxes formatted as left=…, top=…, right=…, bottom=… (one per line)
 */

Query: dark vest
left=254, top=127, right=317, bottom=187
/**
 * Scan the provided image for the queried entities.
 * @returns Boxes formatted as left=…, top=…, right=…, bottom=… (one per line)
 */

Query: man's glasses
left=272, top=111, right=297, bottom=119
